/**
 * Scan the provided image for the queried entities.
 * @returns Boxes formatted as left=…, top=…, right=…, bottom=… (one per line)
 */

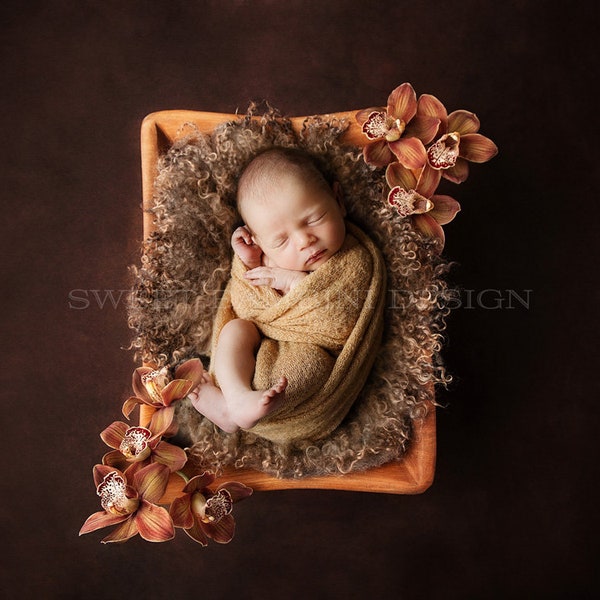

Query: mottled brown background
left=2, top=1, right=597, bottom=598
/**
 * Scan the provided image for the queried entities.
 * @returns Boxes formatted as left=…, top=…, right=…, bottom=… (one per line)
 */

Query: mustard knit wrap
left=209, top=222, right=386, bottom=444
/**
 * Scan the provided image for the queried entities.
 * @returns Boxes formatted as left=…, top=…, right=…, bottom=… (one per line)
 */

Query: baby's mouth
left=306, top=249, right=326, bottom=266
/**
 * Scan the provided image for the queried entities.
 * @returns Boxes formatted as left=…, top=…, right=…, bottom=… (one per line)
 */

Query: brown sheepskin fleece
left=128, top=106, right=451, bottom=478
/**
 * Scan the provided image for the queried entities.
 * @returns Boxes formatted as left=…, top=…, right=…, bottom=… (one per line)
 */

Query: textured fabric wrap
left=209, top=222, right=386, bottom=444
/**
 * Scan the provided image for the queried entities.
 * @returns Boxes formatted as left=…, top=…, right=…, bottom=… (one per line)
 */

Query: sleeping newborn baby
left=189, top=146, right=384, bottom=444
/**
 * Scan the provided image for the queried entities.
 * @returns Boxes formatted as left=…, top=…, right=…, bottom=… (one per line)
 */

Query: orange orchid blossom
left=169, top=472, right=253, bottom=546
left=356, top=82, right=441, bottom=169
left=421, top=97, right=498, bottom=183
left=100, top=421, right=187, bottom=478
left=79, top=463, right=174, bottom=543
left=122, top=358, right=204, bottom=436
left=386, top=161, right=461, bottom=248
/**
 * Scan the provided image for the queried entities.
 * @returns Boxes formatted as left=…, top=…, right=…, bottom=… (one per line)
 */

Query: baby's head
left=236, top=147, right=346, bottom=272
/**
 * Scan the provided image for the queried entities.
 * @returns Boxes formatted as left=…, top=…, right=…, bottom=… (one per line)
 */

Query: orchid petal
left=388, top=137, right=428, bottom=170
left=363, top=140, right=394, bottom=167
left=202, top=514, right=235, bottom=544
left=417, top=94, right=448, bottom=126
left=218, top=481, right=253, bottom=503
left=161, top=379, right=195, bottom=406
left=174, top=358, right=204, bottom=388
left=153, top=441, right=188, bottom=472
left=160, top=419, right=180, bottom=439
left=442, top=158, right=470, bottom=184
left=149, top=406, right=176, bottom=437
left=122, top=396, right=143, bottom=420
left=385, top=161, right=418, bottom=190
left=132, top=367, right=154, bottom=402
left=404, top=114, right=441, bottom=145
left=101, top=516, right=139, bottom=544
left=101, top=450, right=130, bottom=471
left=387, top=83, right=417, bottom=122
left=429, top=195, right=461, bottom=225
left=416, top=165, right=442, bottom=198
left=184, top=520, right=209, bottom=546
left=133, top=463, right=170, bottom=504
left=447, top=110, right=480, bottom=134
left=160, top=471, right=189, bottom=504
left=122, top=460, right=146, bottom=479
left=100, top=421, right=128, bottom=449
left=135, top=501, right=175, bottom=542
left=412, top=213, right=445, bottom=248
left=170, top=495, right=194, bottom=529
left=459, top=133, right=498, bottom=163
left=183, top=472, right=216, bottom=493
left=79, top=510, right=130, bottom=535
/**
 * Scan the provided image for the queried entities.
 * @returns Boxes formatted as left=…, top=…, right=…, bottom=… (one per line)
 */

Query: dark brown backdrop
left=2, top=1, right=597, bottom=598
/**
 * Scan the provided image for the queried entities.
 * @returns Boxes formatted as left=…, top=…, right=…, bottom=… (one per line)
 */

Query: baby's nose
left=296, top=231, right=315, bottom=249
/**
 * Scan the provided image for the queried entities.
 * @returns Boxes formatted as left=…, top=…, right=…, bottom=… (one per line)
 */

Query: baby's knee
left=221, top=318, right=260, bottom=344
left=222, top=317, right=256, bottom=334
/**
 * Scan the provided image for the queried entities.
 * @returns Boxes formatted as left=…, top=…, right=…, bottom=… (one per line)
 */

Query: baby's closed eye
left=270, top=237, right=287, bottom=249
left=308, top=211, right=327, bottom=225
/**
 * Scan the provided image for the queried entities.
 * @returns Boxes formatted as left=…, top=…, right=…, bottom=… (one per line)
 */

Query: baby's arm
left=232, top=226, right=263, bottom=269
left=245, top=266, right=307, bottom=294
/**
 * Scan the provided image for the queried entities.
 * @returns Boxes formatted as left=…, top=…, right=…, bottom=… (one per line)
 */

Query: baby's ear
left=332, top=181, right=346, bottom=216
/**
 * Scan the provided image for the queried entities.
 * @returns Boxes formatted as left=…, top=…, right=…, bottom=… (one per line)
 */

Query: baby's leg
left=214, top=318, right=287, bottom=430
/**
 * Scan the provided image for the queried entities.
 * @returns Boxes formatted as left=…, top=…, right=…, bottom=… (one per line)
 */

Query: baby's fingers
left=245, top=276, right=274, bottom=286
left=245, top=267, right=273, bottom=286
left=232, top=226, right=253, bottom=245
left=245, top=267, right=270, bottom=278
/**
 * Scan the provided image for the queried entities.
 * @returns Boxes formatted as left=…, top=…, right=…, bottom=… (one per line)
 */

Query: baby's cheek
left=262, top=254, right=276, bottom=268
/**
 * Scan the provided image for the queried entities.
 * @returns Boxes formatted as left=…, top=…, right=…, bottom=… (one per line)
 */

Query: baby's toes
left=274, top=376, right=288, bottom=393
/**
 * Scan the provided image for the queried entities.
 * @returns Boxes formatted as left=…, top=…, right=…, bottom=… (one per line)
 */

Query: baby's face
left=242, top=174, right=346, bottom=272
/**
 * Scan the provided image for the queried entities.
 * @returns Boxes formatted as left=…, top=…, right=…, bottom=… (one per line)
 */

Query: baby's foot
left=188, top=372, right=239, bottom=433
left=227, top=376, right=288, bottom=430
left=260, top=376, right=288, bottom=406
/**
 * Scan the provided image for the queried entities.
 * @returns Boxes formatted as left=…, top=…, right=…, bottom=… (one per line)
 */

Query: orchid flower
left=79, top=463, right=174, bottom=543
left=100, top=421, right=187, bottom=477
left=122, top=358, right=204, bottom=436
left=356, top=83, right=440, bottom=169
left=386, top=161, right=461, bottom=248
left=419, top=97, right=498, bottom=183
left=169, top=472, right=253, bottom=546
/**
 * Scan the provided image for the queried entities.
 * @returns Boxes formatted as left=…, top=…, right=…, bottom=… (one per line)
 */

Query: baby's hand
left=245, top=266, right=307, bottom=294
left=232, top=226, right=262, bottom=269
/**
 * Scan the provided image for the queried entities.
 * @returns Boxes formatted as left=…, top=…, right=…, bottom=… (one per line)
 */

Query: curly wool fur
left=128, top=107, right=451, bottom=478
